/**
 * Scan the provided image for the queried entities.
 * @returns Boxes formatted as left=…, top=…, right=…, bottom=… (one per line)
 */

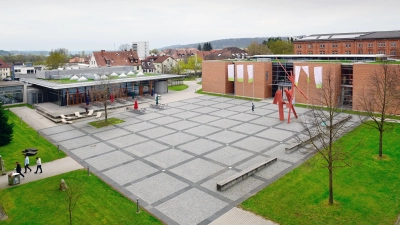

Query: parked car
left=2, top=77, right=12, bottom=81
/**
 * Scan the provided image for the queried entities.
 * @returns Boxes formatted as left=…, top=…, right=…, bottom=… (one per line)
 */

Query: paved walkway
left=0, top=157, right=83, bottom=189
left=10, top=107, right=57, bottom=130
left=209, top=207, right=277, bottom=225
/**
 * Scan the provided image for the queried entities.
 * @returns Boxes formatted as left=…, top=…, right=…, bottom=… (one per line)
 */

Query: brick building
left=202, top=55, right=400, bottom=114
left=294, top=30, right=400, bottom=57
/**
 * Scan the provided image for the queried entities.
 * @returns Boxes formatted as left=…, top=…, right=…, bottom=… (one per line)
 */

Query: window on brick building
left=378, top=42, right=386, bottom=47
left=368, top=43, right=373, bottom=48
left=378, top=50, right=386, bottom=54
left=296, top=52, right=302, bottom=54
left=345, top=51, right=351, bottom=54
left=345, top=43, right=351, bottom=48
left=358, top=50, right=363, bottom=54
left=297, top=45, right=302, bottom=49
left=319, top=51, right=325, bottom=54
left=391, top=42, right=397, bottom=47
left=368, top=50, right=373, bottom=54
left=332, top=43, right=337, bottom=48
left=390, top=50, right=396, bottom=55
left=358, top=43, right=363, bottom=48
left=308, top=44, right=312, bottom=48
left=320, top=44, right=325, bottom=48
left=308, top=51, right=313, bottom=54
left=331, top=51, right=338, bottom=54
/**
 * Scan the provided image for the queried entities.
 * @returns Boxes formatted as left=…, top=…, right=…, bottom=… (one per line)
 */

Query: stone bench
left=326, top=115, right=352, bottom=128
left=216, top=158, right=277, bottom=191
left=285, top=132, right=321, bottom=154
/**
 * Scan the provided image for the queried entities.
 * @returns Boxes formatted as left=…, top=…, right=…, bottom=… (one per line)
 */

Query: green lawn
left=0, top=170, right=162, bottom=225
left=0, top=110, right=66, bottom=170
left=168, top=84, right=189, bottom=91
left=196, top=88, right=261, bottom=101
left=241, top=122, right=400, bottom=225
left=88, top=117, right=125, bottom=128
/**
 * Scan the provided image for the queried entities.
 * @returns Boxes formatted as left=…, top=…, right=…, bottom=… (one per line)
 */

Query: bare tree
left=301, top=68, right=353, bottom=205
left=65, top=180, right=84, bottom=225
left=119, top=44, right=130, bottom=51
left=358, top=62, right=400, bottom=158
left=90, top=76, right=118, bottom=122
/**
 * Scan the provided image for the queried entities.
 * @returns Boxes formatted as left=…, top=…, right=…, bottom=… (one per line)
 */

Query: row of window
left=299, top=42, right=398, bottom=49
left=297, top=50, right=397, bottom=55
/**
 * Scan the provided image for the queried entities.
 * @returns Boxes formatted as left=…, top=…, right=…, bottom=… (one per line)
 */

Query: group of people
left=15, top=155, right=42, bottom=178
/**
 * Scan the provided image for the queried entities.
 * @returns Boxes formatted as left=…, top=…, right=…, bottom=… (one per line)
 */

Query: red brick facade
left=294, top=39, right=400, bottom=56
left=202, top=61, right=272, bottom=99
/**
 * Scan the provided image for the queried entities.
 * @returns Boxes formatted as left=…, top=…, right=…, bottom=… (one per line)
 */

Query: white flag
left=294, top=66, right=301, bottom=85
left=302, top=66, right=310, bottom=83
left=237, top=65, right=244, bottom=82
left=228, top=64, right=234, bottom=81
left=247, top=65, right=254, bottom=83
left=314, top=67, right=323, bottom=88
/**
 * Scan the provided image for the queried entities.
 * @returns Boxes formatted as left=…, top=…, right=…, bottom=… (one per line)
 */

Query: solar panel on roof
left=331, top=34, right=363, bottom=39
left=301, top=36, right=318, bottom=40
left=318, top=35, right=331, bottom=39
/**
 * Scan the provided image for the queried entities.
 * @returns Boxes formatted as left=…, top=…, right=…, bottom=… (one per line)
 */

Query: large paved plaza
left=39, top=95, right=359, bottom=225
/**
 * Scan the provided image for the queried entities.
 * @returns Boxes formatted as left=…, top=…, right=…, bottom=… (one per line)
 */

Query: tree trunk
left=69, top=210, right=72, bottom=225
left=105, top=104, right=108, bottom=122
left=379, top=129, right=383, bottom=158
left=329, top=165, right=333, bottom=205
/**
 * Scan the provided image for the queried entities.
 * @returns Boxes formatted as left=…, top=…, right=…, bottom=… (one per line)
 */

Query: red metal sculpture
left=273, top=62, right=308, bottom=123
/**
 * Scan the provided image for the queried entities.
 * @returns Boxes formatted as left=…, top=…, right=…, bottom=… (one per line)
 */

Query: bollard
left=87, top=166, right=90, bottom=176
left=57, top=144, right=60, bottom=153
left=136, top=198, right=140, bottom=213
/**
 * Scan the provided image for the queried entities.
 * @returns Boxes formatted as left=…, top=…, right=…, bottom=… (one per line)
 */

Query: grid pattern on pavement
left=40, top=96, right=360, bottom=225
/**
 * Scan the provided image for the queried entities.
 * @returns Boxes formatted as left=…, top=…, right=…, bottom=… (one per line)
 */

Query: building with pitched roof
left=0, top=59, right=11, bottom=79
left=204, top=47, right=248, bottom=60
left=144, top=55, right=177, bottom=73
left=294, top=30, right=400, bottom=57
left=89, top=50, right=142, bottom=72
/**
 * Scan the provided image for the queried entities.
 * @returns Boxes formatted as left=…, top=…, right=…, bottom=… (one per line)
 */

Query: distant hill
left=0, top=50, right=10, bottom=56
left=160, top=37, right=297, bottom=50
left=9, top=50, right=50, bottom=55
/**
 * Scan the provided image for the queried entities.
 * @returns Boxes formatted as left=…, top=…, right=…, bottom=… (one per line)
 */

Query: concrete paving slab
left=123, top=141, right=169, bottom=157
left=232, top=136, right=277, bottom=153
left=209, top=110, right=238, bottom=118
left=59, top=135, right=99, bottom=150
left=92, top=128, right=131, bottom=140
left=204, top=146, right=253, bottom=166
left=229, top=123, right=267, bottom=135
left=189, top=114, right=220, bottom=124
left=138, top=127, right=177, bottom=139
left=170, top=111, right=201, bottom=119
left=208, top=118, right=243, bottom=129
left=103, top=161, right=158, bottom=185
left=225, top=105, right=253, bottom=113
left=70, top=142, right=115, bottom=159
left=165, top=120, right=200, bottom=131
left=155, top=188, right=228, bottom=225
left=85, top=151, right=134, bottom=171
left=107, top=133, right=148, bottom=148
left=206, top=130, right=247, bottom=144
left=144, top=149, right=194, bottom=169
left=209, top=207, right=277, bottom=225
left=179, top=139, right=224, bottom=155
left=157, top=132, right=198, bottom=147
left=126, top=173, right=189, bottom=204
left=184, top=125, right=222, bottom=137
left=47, top=130, right=86, bottom=142
left=255, top=128, right=295, bottom=142
left=149, top=116, right=182, bottom=125
left=170, top=158, right=224, bottom=183
left=176, top=104, right=203, bottom=111
left=211, top=102, right=237, bottom=109
left=40, top=125, right=75, bottom=136
left=122, top=121, right=158, bottom=132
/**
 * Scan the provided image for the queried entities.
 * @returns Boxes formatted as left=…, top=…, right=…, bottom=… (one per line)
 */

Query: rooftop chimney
left=101, top=50, right=105, bottom=56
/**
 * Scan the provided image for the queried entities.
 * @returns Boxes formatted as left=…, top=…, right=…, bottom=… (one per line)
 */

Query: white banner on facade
left=294, top=66, right=301, bottom=85
left=247, top=65, right=254, bottom=83
left=228, top=64, right=234, bottom=81
left=237, top=65, right=244, bottom=82
left=314, top=66, right=323, bottom=88
left=302, top=66, right=310, bottom=82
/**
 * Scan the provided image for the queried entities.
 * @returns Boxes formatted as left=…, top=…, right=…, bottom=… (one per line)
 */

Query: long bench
left=285, top=132, right=321, bottom=154
left=216, top=158, right=277, bottom=191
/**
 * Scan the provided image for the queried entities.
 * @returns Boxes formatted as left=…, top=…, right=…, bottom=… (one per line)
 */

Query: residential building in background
left=89, top=50, right=142, bottom=72
left=204, top=47, right=248, bottom=60
left=294, top=30, right=400, bottom=57
left=132, top=41, right=149, bottom=60
left=0, top=59, right=11, bottom=79
left=145, top=55, right=177, bottom=73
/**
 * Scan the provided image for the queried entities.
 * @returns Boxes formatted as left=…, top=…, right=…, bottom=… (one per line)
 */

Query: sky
left=1, top=0, right=399, bottom=51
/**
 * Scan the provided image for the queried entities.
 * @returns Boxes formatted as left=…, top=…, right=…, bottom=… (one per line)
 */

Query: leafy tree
left=358, top=62, right=400, bottom=157
left=80, top=51, right=86, bottom=58
left=267, top=38, right=294, bottom=54
left=0, top=102, right=14, bottom=146
left=171, top=60, right=185, bottom=75
left=247, top=41, right=272, bottom=55
left=150, top=49, right=159, bottom=55
left=262, top=40, right=268, bottom=45
left=46, top=48, right=68, bottom=69
left=197, top=44, right=202, bottom=51
left=90, top=76, right=118, bottom=122
left=202, top=42, right=213, bottom=51
left=64, top=180, right=84, bottom=225
left=186, top=56, right=202, bottom=76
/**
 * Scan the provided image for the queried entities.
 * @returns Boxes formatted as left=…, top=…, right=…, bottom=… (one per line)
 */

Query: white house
left=0, top=59, right=11, bottom=79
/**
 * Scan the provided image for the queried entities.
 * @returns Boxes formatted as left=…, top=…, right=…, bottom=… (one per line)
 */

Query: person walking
left=16, top=162, right=25, bottom=178
left=252, top=103, right=255, bottom=112
left=34, top=157, right=42, bottom=174
left=24, top=155, right=32, bottom=173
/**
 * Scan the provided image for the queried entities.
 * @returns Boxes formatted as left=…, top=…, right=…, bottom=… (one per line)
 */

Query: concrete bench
left=285, top=132, right=321, bottom=154
left=216, top=158, right=277, bottom=191
left=326, top=115, right=352, bottom=128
